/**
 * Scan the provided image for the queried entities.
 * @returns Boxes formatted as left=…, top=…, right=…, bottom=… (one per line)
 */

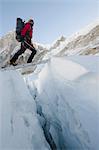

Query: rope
left=24, top=40, right=35, bottom=50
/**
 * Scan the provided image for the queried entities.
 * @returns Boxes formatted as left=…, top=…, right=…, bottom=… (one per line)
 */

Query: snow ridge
left=0, top=70, right=50, bottom=150
left=25, top=57, right=99, bottom=150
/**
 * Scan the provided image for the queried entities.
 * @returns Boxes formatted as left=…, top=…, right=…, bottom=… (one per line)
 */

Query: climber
left=10, top=18, right=37, bottom=65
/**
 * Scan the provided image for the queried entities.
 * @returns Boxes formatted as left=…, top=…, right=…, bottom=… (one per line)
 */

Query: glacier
left=0, top=20, right=99, bottom=68
left=0, top=70, right=50, bottom=150
left=24, top=56, right=99, bottom=150
left=0, top=56, right=99, bottom=150
left=0, top=20, right=99, bottom=150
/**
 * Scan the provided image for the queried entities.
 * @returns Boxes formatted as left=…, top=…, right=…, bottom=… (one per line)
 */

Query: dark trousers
left=10, top=40, right=37, bottom=63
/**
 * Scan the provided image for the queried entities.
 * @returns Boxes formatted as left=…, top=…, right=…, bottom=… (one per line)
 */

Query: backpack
left=16, top=18, right=25, bottom=42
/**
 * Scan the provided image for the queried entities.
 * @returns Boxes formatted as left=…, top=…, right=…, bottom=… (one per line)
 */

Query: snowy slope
left=0, top=70, right=50, bottom=150
left=0, top=32, right=48, bottom=69
left=45, top=20, right=99, bottom=57
left=0, top=20, right=99, bottom=68
left=0, top=20, right=99, bottom=150
left=0, top=56, right=98, bottom=149
left=25, top=56, right=99, bottom=150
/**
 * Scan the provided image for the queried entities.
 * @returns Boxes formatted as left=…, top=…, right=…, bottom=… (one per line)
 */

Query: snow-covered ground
left=24, top=56, right=99, bottom=150
left=0, top=20, right=99, bottom=68
left=0, top=20, right=99, bottom=150
left=0, top=70, right=50, bottom=150
left=0, top=56, right=99, bottom=150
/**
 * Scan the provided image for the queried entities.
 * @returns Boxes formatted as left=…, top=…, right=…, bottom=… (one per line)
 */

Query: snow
left=66, top=56, right=99, bottom=72
left=63, top=20, right=99, bottom=46
left=49, top=57, right=88, bottom=80
left=47, top=20, right=99, bottom=51
left=26, top=56, right=99, bottom=150
left=0, top=56, right=99, bottom=149
left=0, top=20, right=99, bottom=68
left=0, top=19, right=99, bottom=150
left=43, top=20, right=99, bottom=57
left=74, top=20, right=99, bottom=36
left=0, top=70, right=49, bottom=150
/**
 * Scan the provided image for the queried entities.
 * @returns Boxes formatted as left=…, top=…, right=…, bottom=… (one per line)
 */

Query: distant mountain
left=0, top=20, right=99, bottom=66
left=0, top=21, right=99, bottom=150
left=46, top=20, right=99, bottom=56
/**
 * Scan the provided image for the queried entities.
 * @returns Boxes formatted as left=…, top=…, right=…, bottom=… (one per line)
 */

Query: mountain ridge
left=0, top=20, right=99, bottom=68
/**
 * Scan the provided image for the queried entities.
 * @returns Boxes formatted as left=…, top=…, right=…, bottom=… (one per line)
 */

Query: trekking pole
left=24, top=40, right=35, bottom=50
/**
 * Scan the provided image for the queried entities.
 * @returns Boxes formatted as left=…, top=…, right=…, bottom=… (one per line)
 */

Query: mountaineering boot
left=10, top=61, right=17, bottom=66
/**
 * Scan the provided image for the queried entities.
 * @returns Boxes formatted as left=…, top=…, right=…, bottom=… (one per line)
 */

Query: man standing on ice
left=10, top=19, right=37, bottom=65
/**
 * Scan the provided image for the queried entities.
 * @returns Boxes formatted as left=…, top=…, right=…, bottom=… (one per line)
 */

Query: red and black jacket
left=21, top=23, right=33, bottom=39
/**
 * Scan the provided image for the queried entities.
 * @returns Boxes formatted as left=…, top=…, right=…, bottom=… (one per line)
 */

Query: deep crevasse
left=0, top=56, right=99, bottom=150
left=25, top=57, right=99, bottom=150
left=0, top=70, right=50, bottom=150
